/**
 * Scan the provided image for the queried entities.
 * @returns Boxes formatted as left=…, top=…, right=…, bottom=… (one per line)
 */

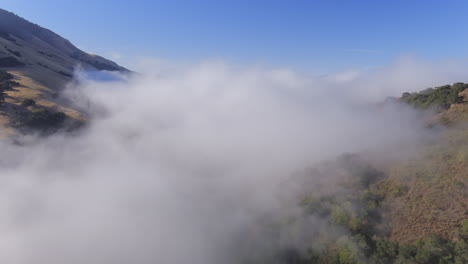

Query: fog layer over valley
left=0, top=59, right=463, bottom=263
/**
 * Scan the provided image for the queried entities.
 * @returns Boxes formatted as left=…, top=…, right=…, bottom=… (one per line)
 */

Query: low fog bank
left=0, top=58, right=464, bottom=263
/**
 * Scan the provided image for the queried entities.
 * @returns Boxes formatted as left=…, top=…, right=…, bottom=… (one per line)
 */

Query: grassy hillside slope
left=0, top=70, right=85, bottom=138
left=245, top=83, right=468, bottom=264
left=0, top=8, right=127, bottom=137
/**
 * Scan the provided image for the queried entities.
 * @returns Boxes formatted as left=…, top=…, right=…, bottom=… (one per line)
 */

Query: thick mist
left=0, top=58, right=461, bottom=263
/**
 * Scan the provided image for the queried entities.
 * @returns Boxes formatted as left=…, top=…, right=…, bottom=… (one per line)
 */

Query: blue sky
left=2, top=0, right=468, bottom=72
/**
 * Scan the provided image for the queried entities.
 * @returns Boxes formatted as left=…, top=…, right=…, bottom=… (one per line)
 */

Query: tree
left=0, top=89, right=5, bottom=106
left=21, top=98, right=36, bottom=107
left=23, top=109, right=66, bottom=130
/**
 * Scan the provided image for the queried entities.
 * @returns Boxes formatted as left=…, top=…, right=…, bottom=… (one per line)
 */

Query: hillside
left=0, top=8, right=127, bottom=137
left=249, top=83, right=468, bottom=264
left=381, top=84, right=468, bottom=243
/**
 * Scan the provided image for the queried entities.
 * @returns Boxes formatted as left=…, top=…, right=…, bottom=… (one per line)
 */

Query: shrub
left=453, top=240, right=468, bottom=264
left=0, top=90, right=5, bottom=106
left=375, top=238, right=399, bottom=263
left=401, top=82, right=468, bottom=110
left=414, top=235, right=454, bottom=264
left=398, top=243, right=417, bottom=259
left=459, top=220, right=468, bottom=240
left=0, top=70, right=13, bottom=81
left=23, top=109, right=66, bottom=130
left=5, top=80, right=20, bottom=87
left=0, top=82, right=10, bottom=91
left=336, top=246, right=362, bottom=264
left=331, top=204, right=350, bottom=226
left=21, top=99, right=36, bottom=107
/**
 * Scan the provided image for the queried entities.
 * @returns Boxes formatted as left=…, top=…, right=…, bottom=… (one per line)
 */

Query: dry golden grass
left=0, top=114, right=16, bottom=139
left=377, top=122, right=468, bottom=243
left=0, top=70, right=86, bottom=138
left=438, top=104, right=468, bottom=124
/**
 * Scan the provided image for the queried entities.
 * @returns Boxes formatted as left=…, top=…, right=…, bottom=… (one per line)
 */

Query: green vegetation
left=0, top=70, right=13, bottom=81
left=0, top=70, right=69, bottom=133
left=246, top=149, right=468, bottom=264
left=372, top=234, right=468, bottom=264
left=0, top=70, right=14, bottom=106
left=21, top=98, right=36, bottom=107
left=401, top=82, right=468, bottom=110
left=0, top=89, right=4, bottom=106
left=5, top=80, right=20, bottom=87
left=22, top=108, right=66, bottom=130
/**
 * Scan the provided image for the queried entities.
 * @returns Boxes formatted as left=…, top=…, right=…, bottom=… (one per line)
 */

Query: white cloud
left=0, top=57, right=465, bottom=263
